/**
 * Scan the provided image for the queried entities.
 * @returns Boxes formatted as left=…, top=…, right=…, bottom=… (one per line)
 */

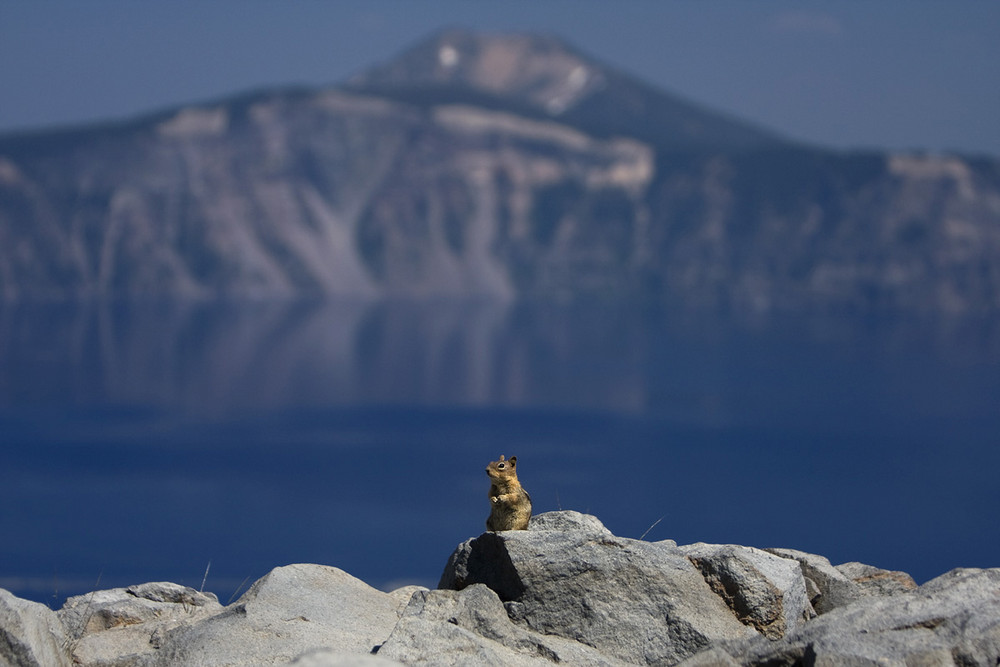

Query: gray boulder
left=835, top=561, right=918, bottom=597
left=5, top=513, right=993, bottom=667
left=0, top=588, right=72, bottom=667
left=376, top=583, right=623, bottom=666
left=57, top=582, right=222, bottom=665
left=137, top=564, right=405, bottom=666
left=385, top=585, right=429, bottom=615
left=439, top=511, right=756, bottom=665
left=674, top=647, right=740, bottom=667
left=706, top=567, right=1000, bottom=666
left=526, top=511, right=614, bottom=534
left=765, top=547, right=866, bottom=614
left=289, top=648, right=404, bottom=666
left=680, top=543, right=814, bottom=639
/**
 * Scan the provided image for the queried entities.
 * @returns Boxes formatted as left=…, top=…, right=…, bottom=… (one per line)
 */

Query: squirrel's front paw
left=490, top=496, right=500, bottom=504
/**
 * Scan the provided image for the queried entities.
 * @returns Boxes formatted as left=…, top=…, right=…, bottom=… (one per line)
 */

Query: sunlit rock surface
left=3, top=512, right=997, bottom=666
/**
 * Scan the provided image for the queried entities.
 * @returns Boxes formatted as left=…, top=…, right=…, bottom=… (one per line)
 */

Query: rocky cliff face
left=1, top=30, right=998, bottom=311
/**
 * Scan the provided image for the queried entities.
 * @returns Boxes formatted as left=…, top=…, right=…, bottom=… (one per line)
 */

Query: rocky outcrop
left=136, top=564, right=409, bottom=666
left=704, top=568, right=1000, bottom=666
left=764, top=547, right=871, bottom=615
left=1, top=512, right=997, bottom=666
left=835, top=560, right=919, bottom=597
left=679, top=543, right=814, bottom=640
left=57, top=581, right=222, bottom=666
left=1, top=30, right=998, bottom=311
left=0, top=588, right=72, bottom=667
left=377, top=584, right=621, bottom=666
left=439, top=511, right=756, bottom=665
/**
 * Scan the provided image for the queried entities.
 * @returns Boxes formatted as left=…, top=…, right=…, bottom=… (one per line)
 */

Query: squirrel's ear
left=509, top=456, right=517, bottom=466
left=499, top=454, right=505, bottom=461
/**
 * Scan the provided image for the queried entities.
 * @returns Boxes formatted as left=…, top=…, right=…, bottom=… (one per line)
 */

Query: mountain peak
left=350, top=29, right=603, bottom=115
left=348, top=28, right=788, bottom=152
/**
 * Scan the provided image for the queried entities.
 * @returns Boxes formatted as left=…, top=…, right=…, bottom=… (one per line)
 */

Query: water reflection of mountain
left=2, top=298, right=999, bottom=604
left=2, top=299, right=997, bottom=424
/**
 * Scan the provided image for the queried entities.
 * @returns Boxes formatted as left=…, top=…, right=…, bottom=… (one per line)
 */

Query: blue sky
left=1, top=1, right=998, bottom=156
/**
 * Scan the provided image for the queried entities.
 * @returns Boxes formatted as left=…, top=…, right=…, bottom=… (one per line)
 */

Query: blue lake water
left=1, top=299, right=998, bottom=607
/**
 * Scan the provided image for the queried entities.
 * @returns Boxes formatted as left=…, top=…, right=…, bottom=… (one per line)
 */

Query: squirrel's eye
left=498, top=463, right=505, bottom=469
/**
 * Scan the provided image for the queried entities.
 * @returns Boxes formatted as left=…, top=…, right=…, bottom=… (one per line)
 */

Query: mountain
left=0, top=29, right=998, bottom=311
left=346, top=29, right=786, bottom=153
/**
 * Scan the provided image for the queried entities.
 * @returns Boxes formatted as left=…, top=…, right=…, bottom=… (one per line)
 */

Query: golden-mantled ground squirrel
left=486, top=454, right=532, bottom=531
